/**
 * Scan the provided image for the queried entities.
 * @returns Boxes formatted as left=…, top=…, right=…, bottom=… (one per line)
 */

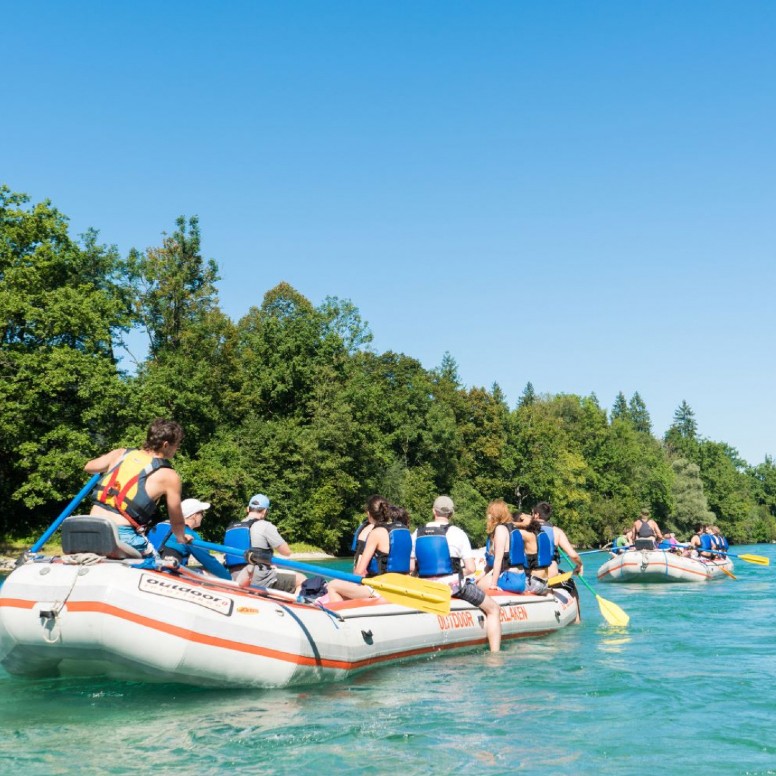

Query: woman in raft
left=477, top=499, right=551, bottom=595
left=325, top=498, right=412, bottom=602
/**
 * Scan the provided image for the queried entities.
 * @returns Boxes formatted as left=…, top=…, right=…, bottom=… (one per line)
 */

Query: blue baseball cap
left=248, top=493, right=270, bottom=511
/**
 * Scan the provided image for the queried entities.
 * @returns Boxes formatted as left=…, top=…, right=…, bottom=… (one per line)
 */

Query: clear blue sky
left=3, top=2, right=775, bottom=464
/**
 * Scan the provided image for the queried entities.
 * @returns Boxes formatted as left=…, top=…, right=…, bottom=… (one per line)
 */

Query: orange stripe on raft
left=599, top=560, right=711, bottom=579
left=0, top=598, right=37, bottom=610
left=1, top=597, right=556, bottom=669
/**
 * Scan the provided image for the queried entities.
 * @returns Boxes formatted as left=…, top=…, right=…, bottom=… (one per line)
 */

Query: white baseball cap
left=181, top=498, right=211, bottom=519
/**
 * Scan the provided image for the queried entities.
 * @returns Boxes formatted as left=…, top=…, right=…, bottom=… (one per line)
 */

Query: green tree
left=610, top=392, right=628, bottom=422
left=0, top=187, right=131, bottom=534
left=628, top=392, right=652, bottom=434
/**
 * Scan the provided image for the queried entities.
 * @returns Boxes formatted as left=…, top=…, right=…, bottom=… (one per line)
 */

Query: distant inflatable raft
left=597, top=549, right=734, bottom=583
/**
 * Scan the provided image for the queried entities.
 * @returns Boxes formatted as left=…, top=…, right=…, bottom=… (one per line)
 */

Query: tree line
left=2, top=184, right=776, bottom=551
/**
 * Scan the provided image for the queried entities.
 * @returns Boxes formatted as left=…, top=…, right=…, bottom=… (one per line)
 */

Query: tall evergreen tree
left=628, top=392, right=652, bottom=434
left=610, top=392, right=628, bottom=422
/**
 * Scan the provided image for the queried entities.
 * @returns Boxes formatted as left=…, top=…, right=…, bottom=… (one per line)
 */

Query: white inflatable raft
left=597, top=549, right=734, bottom=583
left=0, top=555, right=578, bottom=689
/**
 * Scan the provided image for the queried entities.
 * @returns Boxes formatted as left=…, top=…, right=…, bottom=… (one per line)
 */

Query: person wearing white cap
left=147, top=498, right=231, bottom=579
left=411, top=495, right=502, bottom=652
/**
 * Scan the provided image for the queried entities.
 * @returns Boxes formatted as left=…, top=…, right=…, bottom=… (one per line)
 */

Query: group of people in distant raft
left=610, top=508, right=730, bottom=559
left=83, top=418, right=586, bottom=653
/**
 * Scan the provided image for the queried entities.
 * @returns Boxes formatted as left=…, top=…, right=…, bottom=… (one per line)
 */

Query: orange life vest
left=92, top=448, right=172, bottom=528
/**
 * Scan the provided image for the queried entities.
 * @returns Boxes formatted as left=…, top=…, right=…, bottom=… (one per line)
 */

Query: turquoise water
left=1, top=547, right=775, bottom=775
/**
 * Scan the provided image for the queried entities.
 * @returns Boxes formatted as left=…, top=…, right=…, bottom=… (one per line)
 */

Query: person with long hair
left=477, top=499, right=526, bottom=594
left=326, top=497, right=411, bottom=602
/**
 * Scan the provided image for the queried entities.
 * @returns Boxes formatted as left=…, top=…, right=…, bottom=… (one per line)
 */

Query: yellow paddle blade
left=738, top=553, right=769, bottom=566
left=720, top=566, right=737, bottom=580
left=596, top=594, right=630, bottom=627
left=367, top=573, right=451, bottom=615
left=548, top=572, right=572, bottom=586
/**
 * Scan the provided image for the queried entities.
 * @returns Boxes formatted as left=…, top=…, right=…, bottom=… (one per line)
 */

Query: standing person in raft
left=85, top=418, right=189, bottom=560
left=631, top=507, right=663, bottom=550
left=411, top=496, right=502, bottom=652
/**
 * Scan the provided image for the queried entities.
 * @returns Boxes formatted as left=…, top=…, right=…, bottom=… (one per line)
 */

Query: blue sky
left=3, top=2, right=775, bottom=464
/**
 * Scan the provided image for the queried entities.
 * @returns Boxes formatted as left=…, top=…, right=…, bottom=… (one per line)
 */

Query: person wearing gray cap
left=411, top=495, right=502, bottom=652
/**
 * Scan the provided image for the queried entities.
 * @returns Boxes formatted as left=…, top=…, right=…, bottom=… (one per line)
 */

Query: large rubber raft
left=0, top=535, right=578, bottom=689
left=597, top=548, right=734, bottom=583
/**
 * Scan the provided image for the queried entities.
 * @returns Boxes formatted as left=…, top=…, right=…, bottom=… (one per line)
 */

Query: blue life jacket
left=149, top=521, right=231, bottom=580
left=699, top=534, right=714, bottom=552
left=351, top=520, right=369, bottom=551
left=351, top=520, right=370, bottom=567
left=366, top=522, right=412, bottom=576
left=657, top=539, right=673, bottom=550
left=540, top=524, right=560, bottom=564
left=711, top=534, right=725, bottom=551
left=721, top=536, right=729, bottom=551
left=414, top=523, right=461, bottom=577
left=223, top=520, right=258, bottom=568
left=147, top=521, right=174, bottom=555
left=535, top=530, right=553, bottom=568
left=485, top=524, right=526, bottom=570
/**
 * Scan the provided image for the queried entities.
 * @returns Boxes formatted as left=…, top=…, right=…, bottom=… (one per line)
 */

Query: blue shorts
left=117, top=526, right=157, bottom=558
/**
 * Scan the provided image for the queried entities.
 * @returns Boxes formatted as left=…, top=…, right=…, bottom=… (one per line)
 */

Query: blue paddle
left=29, top=473, right=101, bottom=553
left=190, top=538, right=452, bottom=614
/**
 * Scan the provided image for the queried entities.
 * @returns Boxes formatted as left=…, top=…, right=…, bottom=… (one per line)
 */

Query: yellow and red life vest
left=92, top=448, right=172, bottom=528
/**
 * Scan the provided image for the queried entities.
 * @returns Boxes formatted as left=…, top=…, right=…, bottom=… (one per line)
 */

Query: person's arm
left=652, top=521, right=664, bottom=541
left=556, top=528, right=583, bottom=575
left=512, top=512, right=532, bottom=529
left=161, top=470, right=189, bottom=544
left=84, top=448, right=124, bottom=474
left=236, top=564, right=254, bottom=588
left=354, top=528, right=384, bottom=577
left=490, top=525, right=508, bottom=584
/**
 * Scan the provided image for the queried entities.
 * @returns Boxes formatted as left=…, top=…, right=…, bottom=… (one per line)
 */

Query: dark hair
left=365, top=494, right=389, bottom=521
left=389, top=505, right=410, bottom=527
left=520, top=513, right=543, bottom=534
left=144, top=418, right=184, bottom=453
left=532, top=501, right=552, bottom=521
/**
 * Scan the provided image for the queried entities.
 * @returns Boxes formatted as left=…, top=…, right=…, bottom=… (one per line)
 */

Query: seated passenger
left=477, top=499, right=527, bottom=594
left=518, top=511, right=554, bottom=594
left=234, top=494, right=306, bottom=595
left=412, top=496, right=501, bottom=652
left=327, top=499, right=411, bottom=603
left=147, top=498, right=230, bottom=579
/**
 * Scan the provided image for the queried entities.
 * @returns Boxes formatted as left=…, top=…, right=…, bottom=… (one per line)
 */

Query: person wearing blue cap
left=223, top=494, right=305, bottom=593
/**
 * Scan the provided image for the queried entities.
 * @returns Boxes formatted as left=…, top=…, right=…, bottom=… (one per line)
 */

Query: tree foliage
left=3, top=186, right=774, bottom=549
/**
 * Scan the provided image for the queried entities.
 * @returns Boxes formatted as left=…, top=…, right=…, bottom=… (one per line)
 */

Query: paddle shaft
left=192, top=538, right=365, bottom=584
left=30, top=473, right=101, bottom=553
left=558, top=548, right=598, bottom=597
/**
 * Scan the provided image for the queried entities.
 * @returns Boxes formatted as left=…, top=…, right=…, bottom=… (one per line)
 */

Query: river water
left=1, top=546, right=774, bottom=775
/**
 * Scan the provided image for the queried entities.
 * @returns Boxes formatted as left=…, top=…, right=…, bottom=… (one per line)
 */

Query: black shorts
left=453, top=580, right=486, bottom=607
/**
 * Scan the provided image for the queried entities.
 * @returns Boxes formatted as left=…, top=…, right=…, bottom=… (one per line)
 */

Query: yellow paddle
left=548, top=572, right=573, bottom=586
left=719, top=566, right=737, bottom=580
left=192, top=540, right=452, bottom=615
left=558, top=548, right=630, bottom=627
left=676, top=544, right=770, bottom=566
